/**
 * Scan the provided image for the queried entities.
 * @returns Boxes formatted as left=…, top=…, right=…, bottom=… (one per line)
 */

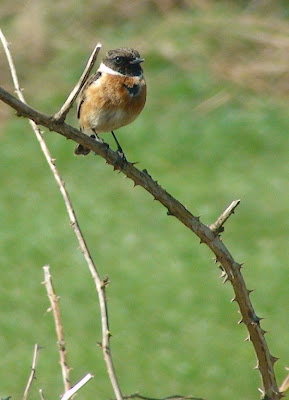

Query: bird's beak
left=130, top=57, right=145, bottom=64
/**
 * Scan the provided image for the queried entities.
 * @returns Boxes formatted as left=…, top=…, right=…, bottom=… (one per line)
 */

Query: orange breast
left=79, top=73, right=146, bottom=133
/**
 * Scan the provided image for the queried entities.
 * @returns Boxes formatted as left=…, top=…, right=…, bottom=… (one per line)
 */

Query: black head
left=103, top=48, right=144, bottom=76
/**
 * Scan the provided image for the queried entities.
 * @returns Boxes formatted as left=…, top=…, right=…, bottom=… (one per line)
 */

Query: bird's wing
left=77, top=71, right=101, bottom=119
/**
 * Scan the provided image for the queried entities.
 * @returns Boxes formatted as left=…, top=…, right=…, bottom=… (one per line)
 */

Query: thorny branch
left=0, top=32, right=285, bottom=400
left=0, top=83, right=281, bottom=400
left=43, top=265, right=72, bottom=392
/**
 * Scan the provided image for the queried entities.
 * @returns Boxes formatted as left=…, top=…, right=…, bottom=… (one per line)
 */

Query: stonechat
left=75, top=47, right=146, bottom=157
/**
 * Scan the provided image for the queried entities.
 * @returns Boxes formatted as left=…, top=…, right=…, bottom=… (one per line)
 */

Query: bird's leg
left=111, top=131, right=126, bottom=159
left=91, top=129, right=103, bottom=143
left=92, top=129, right=109, bottom=154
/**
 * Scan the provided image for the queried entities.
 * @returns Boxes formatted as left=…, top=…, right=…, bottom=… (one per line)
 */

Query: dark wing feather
left=77, top=71, right=102, bottom=119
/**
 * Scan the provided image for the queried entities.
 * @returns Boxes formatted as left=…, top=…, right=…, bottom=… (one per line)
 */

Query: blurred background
left=1, top=1, right=289, bottom=399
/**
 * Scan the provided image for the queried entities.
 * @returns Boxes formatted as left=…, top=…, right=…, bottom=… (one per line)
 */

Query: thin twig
left=193, top=90, right=231, bottom=115
left=209, top=199, right=241, bottom=234
left=22, top=344, right=40, bottom=400
left=43, top=265, right=71, bottom=392
left=53, top=42, right=102, bottom=122
left=279, top=368, right=289, bottom=394
left=0, top=30, right=123, bottom=400
left=60, top=373, right=94, bottom=400
left=39, top=389, right=46, bottom=400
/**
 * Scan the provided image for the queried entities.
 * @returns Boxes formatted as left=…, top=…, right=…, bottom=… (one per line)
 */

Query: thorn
left=199, top=239, right=205, bottom=244
left=222, top=275, right=229, bottom=283
left=101, top=276, right=110, bottom=288
left=231, top=296, right=236, bottom=302
left=270, top=355, right=279, bottom=365
left=235, top=263, right=242, bottom=271
left=97, top=342, right=102, bottom=348
left=129, top=161, right=139, bottom=166
left=260, top=328, right=268, bottom=335
left=254, top=363, right=260, bottom=371
left=244, top=334, right=251, bottom=342
left=253, top=315, right=263, bottom=324
left=219, top=270, right=226, bottom=278
left=142, top=168, right=152, bottom=178
left=247, top=289, right=254, bottom=295
left=167, top=210, right=174, bottom=216
left=238, top=318, right=244, bottom=325
left=257, top=388, right=264, bottom=396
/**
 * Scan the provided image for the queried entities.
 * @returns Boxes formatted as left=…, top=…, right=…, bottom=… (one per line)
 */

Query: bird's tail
left=74, top=130, right=97, bottom=156
left=74, top=143, right=91, bottom=156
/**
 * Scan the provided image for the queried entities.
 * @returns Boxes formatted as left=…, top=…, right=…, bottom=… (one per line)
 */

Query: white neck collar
left=98, top=62, right=125, bottom=76
left=98, top=62, right=143, bottom=78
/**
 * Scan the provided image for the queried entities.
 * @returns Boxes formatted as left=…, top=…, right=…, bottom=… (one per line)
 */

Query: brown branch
left=0, top=31, right=123, bottom=400
left=22, top=344, right=40, bottom=400
left=0, top=84, right=282, bottom=400
left=0, top=34, right=282, bottom=399
left=43, top=265, right=72, bottom=392
left=209, top=199, right=241, bottom=234
left=53, top=42, right=102, bottom=122
left=60, top=373, right=94, bottom=400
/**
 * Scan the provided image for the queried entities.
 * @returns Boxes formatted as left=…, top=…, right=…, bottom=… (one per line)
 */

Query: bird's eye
left=115, top=56, right=122, bottom=64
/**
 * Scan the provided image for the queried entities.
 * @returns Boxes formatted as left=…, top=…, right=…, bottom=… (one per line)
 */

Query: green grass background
left=1, top=1, right=289, bottom=399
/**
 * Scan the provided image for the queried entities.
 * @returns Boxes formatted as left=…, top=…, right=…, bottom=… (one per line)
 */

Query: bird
left=74, top=47, right=146, bottom=157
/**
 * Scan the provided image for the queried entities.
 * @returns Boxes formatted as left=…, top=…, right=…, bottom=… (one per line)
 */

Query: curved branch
left=0, top=85, right=281, bottom=400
